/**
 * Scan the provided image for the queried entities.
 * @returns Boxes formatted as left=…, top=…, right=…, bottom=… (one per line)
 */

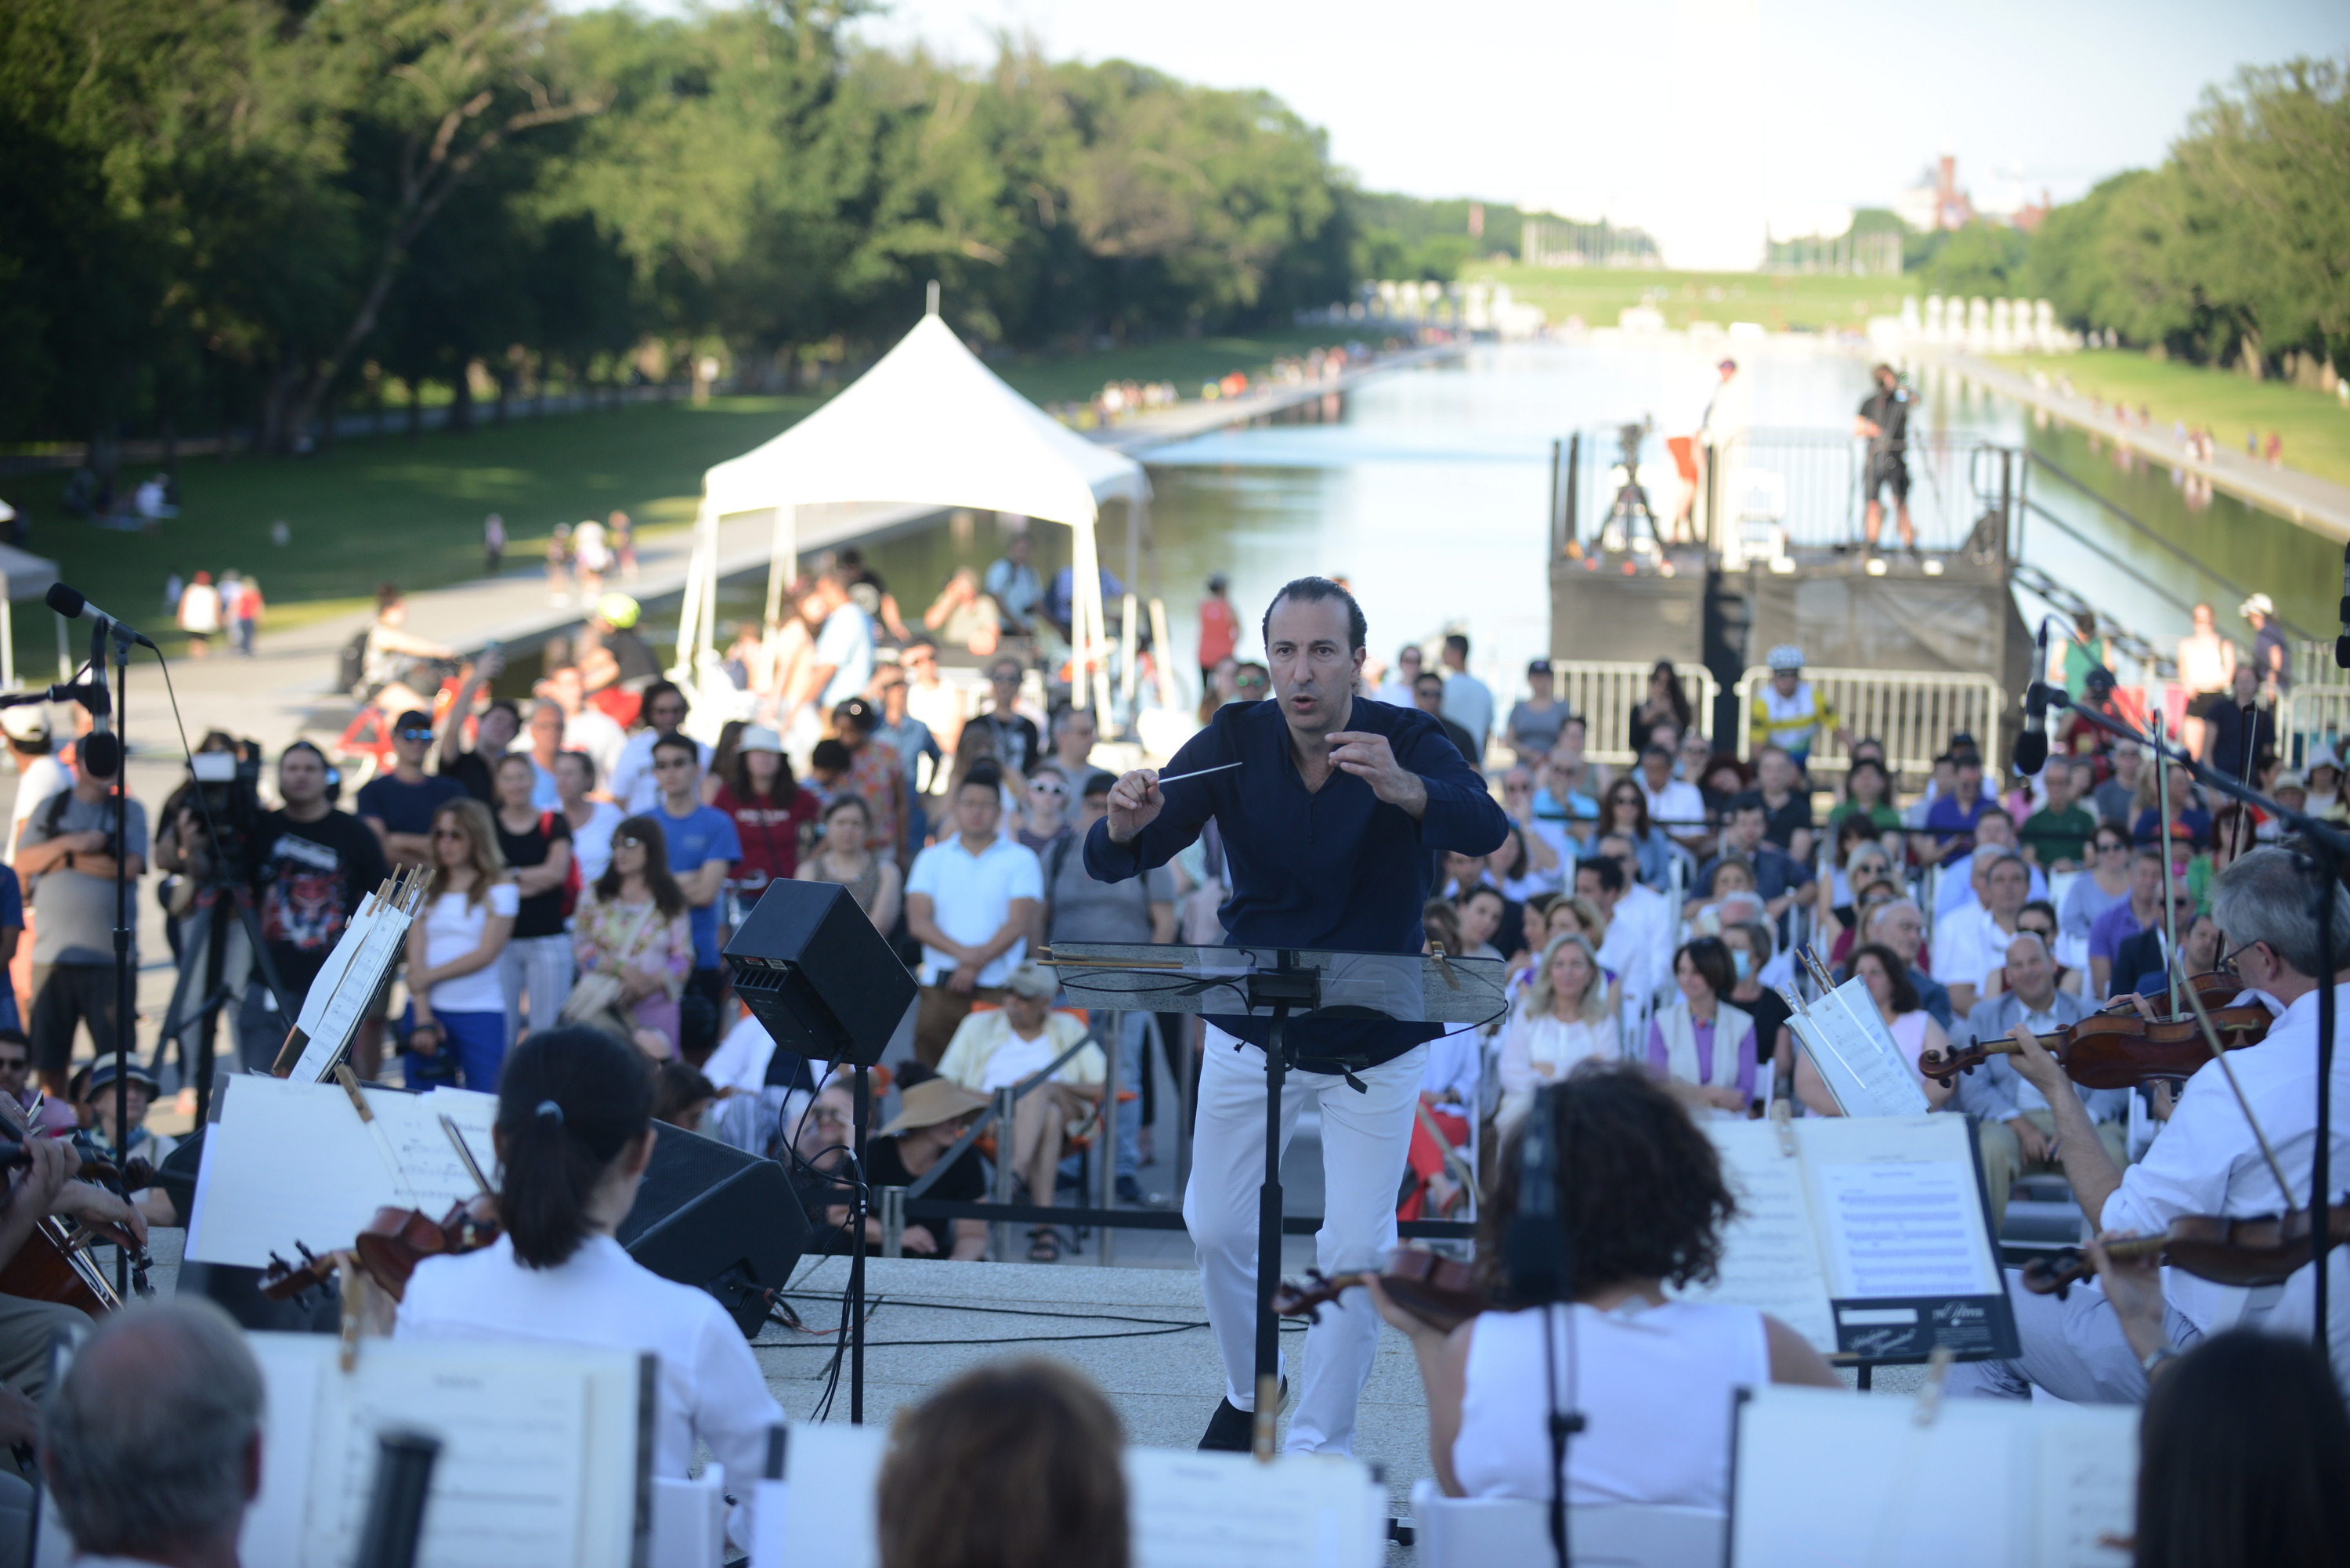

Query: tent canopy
left=700, top=313, right=1148, bottom=526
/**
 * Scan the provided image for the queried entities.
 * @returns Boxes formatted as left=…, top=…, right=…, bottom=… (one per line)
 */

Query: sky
left=570, top=0, right=2348, bottom=269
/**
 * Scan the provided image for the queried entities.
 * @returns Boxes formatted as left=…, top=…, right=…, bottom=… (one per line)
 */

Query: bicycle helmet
left=1766, top=644, right=1805, bottom=674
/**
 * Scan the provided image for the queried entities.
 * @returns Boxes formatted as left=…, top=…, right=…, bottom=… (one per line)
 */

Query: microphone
left=2336, top=542, right=2350, bottom=670
left=2015, top=617, right=2054, bottom=775
left=44, top=583, right=158, bottom=651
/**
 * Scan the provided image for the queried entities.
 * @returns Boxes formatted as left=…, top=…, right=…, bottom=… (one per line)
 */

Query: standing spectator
left=1196, top=573, right=1238, bottom=686
left=433, top=647, right=519, bottom=803
left=1413, top=670, right=1479, bottom=764
left=361, top=583, right=457, bottom=720
left=403, top=798, right=517, bottom=1091
left=1495, top=932, right=1618, bottom=1136
left=711, top=725, right=814, bottom=893
left=491, top=754, right=574, bottom=1049
left=1748, top=645, right=1846, bottom=772
left=1047, top=705, right=1100, bottom=780
left=234, top=573, right=264, bottom=656
left=251, top=741, right=390, bottom=1074
left=1506, top=658, right=1566, bottom=762
left=545, top=521, right=573, bottom=603
left=356, top=709, right=467, bottom=869
left=0, top=861, right=21, bottom=1037
left=936, top=963, right=1104, bottom=1257
left=649, top=735, right=742, bottom=1016
left=1041, top=769, right=1176, bottom=1204
left=217, top=572, right=244, bottom=655
left=905, top=764, right=1042, bottom=1064
left=1373, top=644, right=1423, bottom=706
left=571, top=817, right=695, bottom=1058
left=546, top=663, right=627, bottom=783
left=2021, top=762, right=2099, bottom=871
left=983, top=530, right=1044, bottom=636
left=2201, top=663, right=2276, bottom=782
left=511, top=699, right=566, bottom=811
left=609, top=508, right=636, bottom=580
left=556, top=750, right=624, bottom=884
left=1647, top=938, right=1756, bottom=1113
left=16, top=733, right=144, bottom=1096
left=2240, top=592, right=2289, bottom=695
left=868, top=662, right=939, bottom=847
left=2175, top=602, right=2236, bottom=757
left=797, top=796, right=904, bottom=933
left=608, top=682, right=709, bottom=816
left=175, top=569, right=220, bottom=657
left=572, top=516, right=610, bottom=602
left=797, top=570, right=875, bottom=721
left=3, top=706, right=70, bottom=860
left=1629, top=659, right=1693, bottom=757
left=2061, top=609, right=2116, bottom=699
left=578, top=593, right=662, bottom=697
left=1437, top=632, right=1492, bottom=760
left=900, top=636, right=963, bottom=760
left=1016, top=767, right=1072, bottom=857
left=830, top=698, right=906, bottom=859
left=483, top=512, right=505, bottom=573
left=969, top=657, right=1042, bottom=781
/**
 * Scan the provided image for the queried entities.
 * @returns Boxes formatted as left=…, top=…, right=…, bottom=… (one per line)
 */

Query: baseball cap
left=1527, top=657, right=1553, bottom=677
left=2240, top=594, right=2274, bottom=618
left=1003, top=962, right=1058, bottom=1000
left=735, top=724, right=784, bottom=755
left=595, top=593, right=641, bottom=629
left=0, top=706, right=49, bottom=744
left=831, top=696, right=878, bottom=731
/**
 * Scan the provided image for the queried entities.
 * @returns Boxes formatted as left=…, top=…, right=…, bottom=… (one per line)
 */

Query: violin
left=1918, top=995, right=2270, bottom=1091
left=1271, top=1246, right=1492, bottom=1334
left=0, top=1145, right=161, bottom=1321
left=2021, top=1200, right=2350, bottom=1299
left=262, top=1196, right=503, bottom=1305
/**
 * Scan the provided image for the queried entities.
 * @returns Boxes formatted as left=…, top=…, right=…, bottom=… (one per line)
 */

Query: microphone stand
left=2036, top=683, right=2341, bottom=1355
left=90, top=620, right=133, bottom=1299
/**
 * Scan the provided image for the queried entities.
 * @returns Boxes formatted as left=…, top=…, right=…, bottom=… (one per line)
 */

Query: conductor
left=1085, top=576, right=1509, bottom=1454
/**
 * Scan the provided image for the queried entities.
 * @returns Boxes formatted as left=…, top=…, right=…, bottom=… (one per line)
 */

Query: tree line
left=1917, top=56, right=2347, bottom=381
left=0, top=0, right=1362, bottom=457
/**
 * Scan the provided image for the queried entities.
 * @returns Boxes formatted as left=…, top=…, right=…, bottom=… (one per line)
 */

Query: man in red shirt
left=1196, top=573, right=1237, bottom=685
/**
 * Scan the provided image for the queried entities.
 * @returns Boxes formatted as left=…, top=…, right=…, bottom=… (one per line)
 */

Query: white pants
left=500, top=934, right=576, bottom=1049
left=1186, top=1024, right=1426, bottom=1454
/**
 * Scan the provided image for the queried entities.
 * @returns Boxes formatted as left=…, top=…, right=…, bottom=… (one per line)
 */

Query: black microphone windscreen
left=44, top=583, right=84, bottom=619
left=2014, top=730, right=2049, bottom=775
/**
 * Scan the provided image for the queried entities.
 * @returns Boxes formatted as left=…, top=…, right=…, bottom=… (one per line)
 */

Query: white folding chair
left=1410, top=1479, right=1726, bottom=1568
left=652, top=1470, right=728, bottom=1567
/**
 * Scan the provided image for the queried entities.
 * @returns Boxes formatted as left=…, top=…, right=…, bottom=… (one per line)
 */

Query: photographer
left=14, top=732, right=145, bottom=1097
left=156, top=735, right=275, bottom=1088
left=248, top=742, right=390, bottom=1075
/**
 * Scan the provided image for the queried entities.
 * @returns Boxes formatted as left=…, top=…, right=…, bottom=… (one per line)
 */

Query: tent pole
left=763, top=507, right=791, bottom=630
left=1120, top=591, right=1140, bottom=711
left=1148, top=596, right=1180, bottom=711
left=1070, top=521, right=1094, bottom=712
left=1090, top=529, right=1115, bottom=720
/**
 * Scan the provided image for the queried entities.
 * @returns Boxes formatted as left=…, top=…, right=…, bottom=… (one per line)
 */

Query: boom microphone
left=2015, top=618, right=2053, bottom=775
left=44, top=583, right=158, bottom=650
left=2335, top=542, right=2350, bottom=670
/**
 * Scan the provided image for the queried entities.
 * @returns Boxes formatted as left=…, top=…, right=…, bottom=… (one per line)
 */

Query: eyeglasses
left=2098, top=841, right=2128, bottom=854
left=1032, top=781, right=1065, bottom=796
left=808, top=1107, right=851, bottom=1127
left=1503, top=781, right=1532, bottom=793
left=398, top=728, right=434, bottom=742
left=1235, top=677, right=1268, bottom=692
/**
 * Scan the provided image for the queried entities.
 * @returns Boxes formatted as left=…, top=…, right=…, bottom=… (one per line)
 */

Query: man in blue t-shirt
left=1917, top=750, right=1994, bottom=869
left=356, top=710, right=467, bottom=868
left=651, top=733, right=742, bottom=1011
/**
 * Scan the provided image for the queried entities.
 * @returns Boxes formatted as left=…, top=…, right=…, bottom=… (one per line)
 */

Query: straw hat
left=878, top=1077, right=989, bottom=1136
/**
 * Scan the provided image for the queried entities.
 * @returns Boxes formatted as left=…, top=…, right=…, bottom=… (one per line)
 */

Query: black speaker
left=616, top=1123, right=809, bottom=1338
left=724, top=880, right=916, bottom=1068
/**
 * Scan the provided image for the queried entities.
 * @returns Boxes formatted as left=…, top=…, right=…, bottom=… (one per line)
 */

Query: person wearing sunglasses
left=356, top=708, right=468, bottom=870
left=648, top=735, right=743, bottom=1024
left=971, top=657, right=1041, bottom=779
left=403, top=799, right=518, bottom=1089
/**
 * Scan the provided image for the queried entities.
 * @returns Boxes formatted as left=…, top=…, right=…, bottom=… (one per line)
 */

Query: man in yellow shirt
left=935, top=963, right=1104, bottom=1259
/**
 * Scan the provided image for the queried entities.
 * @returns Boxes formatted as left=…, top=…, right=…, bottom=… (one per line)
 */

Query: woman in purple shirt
left=1646, top=937, right=1756, bottom=1112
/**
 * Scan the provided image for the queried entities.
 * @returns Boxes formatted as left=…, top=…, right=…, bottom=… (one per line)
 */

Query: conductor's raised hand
left=1105, top=768, right=1163, bottom=844
left=1328, top=731, right=1428, bottom=816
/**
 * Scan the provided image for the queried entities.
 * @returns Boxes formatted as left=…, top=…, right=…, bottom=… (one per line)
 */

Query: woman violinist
left=1372, top=1064, right=1836, bottom=1509
left=398, top=1025, right=782, bottom=1541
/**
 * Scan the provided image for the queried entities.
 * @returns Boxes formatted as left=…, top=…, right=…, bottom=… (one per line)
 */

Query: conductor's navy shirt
left=1083, top=695, right=1509, bottom=1068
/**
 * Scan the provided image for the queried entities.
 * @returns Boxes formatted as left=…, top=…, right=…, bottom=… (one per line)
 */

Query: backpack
left=337, top=629, right=368, bottom=695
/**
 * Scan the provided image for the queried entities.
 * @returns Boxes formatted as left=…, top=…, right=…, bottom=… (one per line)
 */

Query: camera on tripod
left=184, top=745, right=268, bottom=884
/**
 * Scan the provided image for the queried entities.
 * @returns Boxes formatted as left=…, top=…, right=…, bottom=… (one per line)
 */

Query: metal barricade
left=1545, top=661, right=1720, bottom=767
left=2281, top=641, right=2350, bottom=763
left=1736, top=665, right=2007, bottom=779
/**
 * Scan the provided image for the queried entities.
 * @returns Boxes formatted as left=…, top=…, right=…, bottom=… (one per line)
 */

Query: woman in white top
left=399, top=1026, right=783, bottom=1547
left=1371, top=1064, right=1838, bottom=1511
left=1794, top=941, right=1956, bottom=1116
left=404, top=797, right=519, bottom=1090
left=1497, top=934, right=1619, bottom=1138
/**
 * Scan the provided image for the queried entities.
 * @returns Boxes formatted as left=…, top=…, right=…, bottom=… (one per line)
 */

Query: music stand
left=1046, top=943, right=1507, bottom=1433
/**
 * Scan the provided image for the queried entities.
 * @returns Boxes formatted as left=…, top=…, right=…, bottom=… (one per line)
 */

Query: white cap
left=2308, top=741, right=2343, bottom=774
left=0, top=706, right=49, bottom=744
left=2240, top=593, right=2274, bottom=619
left=734, top=724, right=784, bottom=755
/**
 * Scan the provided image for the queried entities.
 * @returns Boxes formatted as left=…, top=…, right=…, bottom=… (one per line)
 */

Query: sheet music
left=1802, top=1115, right=2002, bottom=1301
left=292, top=891, right=376, bottom=1040
left=1791, top=977, right=1929, bottom=1117
left=235, top=1335, right=645, bottom=1568
left=2034, top=1407, right=2138, bottom=1568
left=1668, top=1122, right=1837, bottom=1352
left=1126, top=1450, right=1380, bottom=1568
left=185, top=1076, right=498, bottom=1270
left=292, top=897, right=414, bottom=1081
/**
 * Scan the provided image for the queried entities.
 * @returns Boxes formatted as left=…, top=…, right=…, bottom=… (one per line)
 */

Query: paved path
left=1925, top=349, right=2350, bottom=540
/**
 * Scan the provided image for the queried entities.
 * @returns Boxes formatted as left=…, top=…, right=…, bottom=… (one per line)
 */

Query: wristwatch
left=2140, top=1343, right=2181, bottom=1377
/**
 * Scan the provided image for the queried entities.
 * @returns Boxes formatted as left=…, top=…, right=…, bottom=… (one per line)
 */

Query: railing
left=1734, top=666, right=2007, bottom=779
left=2281, top=641, right=2350, bottom=759
left=1543, top=661, right=1719, bottom=766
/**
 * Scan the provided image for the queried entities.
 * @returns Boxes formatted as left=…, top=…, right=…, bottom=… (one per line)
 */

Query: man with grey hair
left=44, top=1299, right=263, bottom=1565
left=1863, top=898, right=1952, bottom=1028
left=1951, top=846, right=2350, bottom=1404
left=1940, top=849, right=2033, bottom=1018
left=1952, top=930, right=2126, bottom=1230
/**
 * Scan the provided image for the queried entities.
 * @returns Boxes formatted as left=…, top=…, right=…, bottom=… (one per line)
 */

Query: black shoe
left=1198, top=1379, right=1286, bottom=1451
left=1115, top=1175, right=1167, bottom=1209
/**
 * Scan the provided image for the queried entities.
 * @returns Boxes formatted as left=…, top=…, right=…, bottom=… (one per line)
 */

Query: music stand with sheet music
left=1044, top=942, right=1508, bottom=1426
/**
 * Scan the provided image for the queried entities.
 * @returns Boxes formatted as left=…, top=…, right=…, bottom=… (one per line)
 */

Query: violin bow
left=2167, top=950, right=2297, bottom=1212
left=2152, top=712, right=2185, bottom=1020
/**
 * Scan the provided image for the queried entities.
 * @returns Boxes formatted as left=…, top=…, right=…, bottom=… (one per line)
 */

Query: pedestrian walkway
left=1929, top=349, right=2350, bottom=541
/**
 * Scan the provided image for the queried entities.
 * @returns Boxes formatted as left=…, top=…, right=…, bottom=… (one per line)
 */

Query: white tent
left=685, top=309, right=1149, bottom=714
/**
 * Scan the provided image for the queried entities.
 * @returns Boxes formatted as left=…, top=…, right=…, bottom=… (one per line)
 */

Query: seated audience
left=865, top=1071, right=992, bottom=1261
left=1497, top=933, right=1619, bottom=1137
left=936, top=963, right=1103, bottom=1260
left=878, top=1360, right=1128, bottom=1568
left=1374, top=1064, right=1837, bottom=1508
left=1795, top=942, right=1954, bottom=1115
left=652, top=1060, right=718, bottom=1133
left=399, top=1027, right=784, bottom=1546
left=1647, top=938, right=1758, bottom=1115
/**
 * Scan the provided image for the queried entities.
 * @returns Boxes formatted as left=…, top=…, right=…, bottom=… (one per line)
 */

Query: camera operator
left=155, top=734, right=276, bottom=1093
left=1856, top=363, right=1916, bottom=555
left=13, top=732, right=145, bottom=1098
left=247, top=741, right=391, bottom=1076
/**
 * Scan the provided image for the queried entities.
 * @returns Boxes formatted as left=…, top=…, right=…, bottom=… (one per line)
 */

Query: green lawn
left=1465, top=262, right=1918, bottom=333
left=1994, top=349, right=2350, bottom=490
left=0, top=394, right=821, bottom=667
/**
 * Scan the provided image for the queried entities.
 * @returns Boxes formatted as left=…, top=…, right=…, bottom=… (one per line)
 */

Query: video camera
left=182, top=744, right=269, bottom=885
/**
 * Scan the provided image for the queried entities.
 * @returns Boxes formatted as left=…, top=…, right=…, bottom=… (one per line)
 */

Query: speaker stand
left=851, top=1061, right=870, bottom=1424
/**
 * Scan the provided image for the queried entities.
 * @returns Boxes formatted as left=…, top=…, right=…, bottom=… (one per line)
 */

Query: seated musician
left=0, top=1088, right=146, bottom=1400
left=1950, top=932, right=2131, bottom=1232
left=1373, top=1062, right=1838, bottom=1509
left=1950, top=847, right=2350, bottom=1404
left=396, top=1026, right=783, bottom=1541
